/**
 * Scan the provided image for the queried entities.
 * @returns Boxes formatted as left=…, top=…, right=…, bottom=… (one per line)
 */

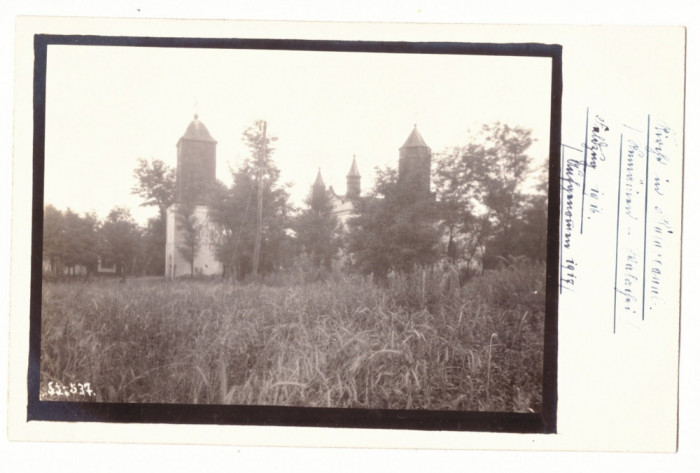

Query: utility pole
left=251, top=120, right=266, bottom=278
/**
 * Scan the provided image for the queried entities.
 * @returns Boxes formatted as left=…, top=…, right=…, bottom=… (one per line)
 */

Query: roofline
left=177, top=137, right=219, bottom=146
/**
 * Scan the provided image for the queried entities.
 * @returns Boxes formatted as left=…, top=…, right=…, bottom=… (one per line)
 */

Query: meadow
left=39, top=262, right=546, bottom=412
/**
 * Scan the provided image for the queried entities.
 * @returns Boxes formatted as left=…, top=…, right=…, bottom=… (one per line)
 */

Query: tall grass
left=40, top=262, right=545, bottom=412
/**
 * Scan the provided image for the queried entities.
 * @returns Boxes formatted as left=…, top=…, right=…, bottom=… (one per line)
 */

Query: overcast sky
left=44, top=44, right=552, bottom=224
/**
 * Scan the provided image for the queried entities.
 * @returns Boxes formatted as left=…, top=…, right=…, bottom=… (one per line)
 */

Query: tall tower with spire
left=309, top=157, right=360, bottom=271
left=398, top=125, right=432, bottom=196
left=165, top=114, right=222, bottom=279
left=176, top=113, right=217, bottom=205
left=311, top=168, right=327, bottom=209
left=346, top=156, right=361, bottom=198
left=310, top=156, right=361, bottom=227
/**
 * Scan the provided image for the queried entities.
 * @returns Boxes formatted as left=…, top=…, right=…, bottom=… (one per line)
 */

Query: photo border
left=28, top=34, right=562, bottom=434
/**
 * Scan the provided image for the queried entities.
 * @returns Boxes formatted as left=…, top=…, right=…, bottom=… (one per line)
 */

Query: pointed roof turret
left=179, top=113, right=217, bottom=144
left=313, top=168, right=325, bottom=188
left=400, top=124, right=429, bottom=149
left=347, top=155, right=361, bottom=178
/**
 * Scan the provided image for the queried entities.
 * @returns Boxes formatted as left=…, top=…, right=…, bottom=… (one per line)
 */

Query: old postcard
left=8, top=17, right=684, bottom=452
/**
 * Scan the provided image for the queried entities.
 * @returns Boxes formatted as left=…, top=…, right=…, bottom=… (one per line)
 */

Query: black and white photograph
left=31, top=36, right=559, bottom=431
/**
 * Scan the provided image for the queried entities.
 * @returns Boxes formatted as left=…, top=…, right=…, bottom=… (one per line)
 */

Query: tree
left=43, top=205, right=67, bottom=276
left=501, top=191, right=548, bottom=263
left=140, top=217, right=167, bottom=275
left=100, top=207, right=141, bottom=280
left=131, top=158, right=176, bottom=222
left=42, top=205, right=99, bottom=277
left=131, top=158, right=176, bottom=275
left=62, top=209, right=86, bottom=273
left=208, top=121, right=292, bottom=280
left=66, top=209, right=100, bottom=275
left=433, top=143, right=482, bottom=265
left=433, top=123, right=545, bottom=269
left=176, top=203, right=203, bottom=277
left=295, top=178, right=343, bottom=270
left=347, top=166, right=441, bottom=283
left=477, top=123, right=534, bottom=257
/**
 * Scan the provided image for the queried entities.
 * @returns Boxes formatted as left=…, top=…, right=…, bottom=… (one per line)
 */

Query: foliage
left=294, top=182, right=343, bottom=270
left=139, top=217, right=167, bottom=276
left=240, top=120, right=280, bottom=183
left=42, top=205, right=100, bottom=277
left=433, top=123, right=547, bottom=269
left=208, top=121, right=293, bottom=280
left=347, top=167, right=441, bottom=282
left=131, top=158, right=176, bottom=223
left=42, top=205, right=67, bottom=276
left=130, top=158, right=176, bottom=275
left=176, top=204, right=203, bottom=278
left=99, top=207, right=141, bottom=278
left=433, top=143, right=481, bottom=265
left=40, top=261, right=545, bottom=412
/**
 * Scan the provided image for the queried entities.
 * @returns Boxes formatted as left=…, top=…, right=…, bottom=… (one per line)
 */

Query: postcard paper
left=8, top=17, right=684, bottom=452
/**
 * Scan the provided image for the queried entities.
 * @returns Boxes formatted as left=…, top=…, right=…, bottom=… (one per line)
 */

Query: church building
left=315, top=124, right=432, bottom=221
left=323, top=155, right=362, bottom=228
left=165, top=114, right=222, bottom=278
left=313, top=125, right=432, bottom=268
left=165, top=118, right=432, bottom=278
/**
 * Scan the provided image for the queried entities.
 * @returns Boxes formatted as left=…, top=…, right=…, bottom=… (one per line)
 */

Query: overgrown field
left=40, top=263, right=546, bottom=412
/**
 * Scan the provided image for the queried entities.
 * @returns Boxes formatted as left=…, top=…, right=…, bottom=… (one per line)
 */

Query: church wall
left=191, top=206, right=222, bottom=276
left=331, top=199, right=356, bottom=227
left=165, top=206, right=178, bottom=279
left=165, top=204, right=222, bottom=278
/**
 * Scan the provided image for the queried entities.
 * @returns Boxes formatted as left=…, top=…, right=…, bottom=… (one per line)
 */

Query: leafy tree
left=67, top=210, right=100, bottom=275
left=347, top=167, right=441, bottom=283
left=208, top=121, right=292, bottom=280
left=131, top=158, right=176, bottom=222
left=476, top=123, right=534, bottom=256
left=62, top=209, right=86, bottom=273
left=100, top=207, right=141, bottom=280
left=295, top=179, right=343, bottom=270
left=176, top=203, right=203, bottom=277
left=131, top=158, right=176, bottom=274
left=494, top=192, right=548, bottom=264
left=43, top=205, right=67, bottom=276
left=240, top=120, right=280, bottom=183
left=42, top=205, right=99, bottom=277
left=140, top=217, right=167, bottom=275
left=433, top=143, right=482, bottom=265
left=433, top=123, right=545, bottom=269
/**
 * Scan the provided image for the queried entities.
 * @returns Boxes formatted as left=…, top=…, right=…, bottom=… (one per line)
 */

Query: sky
left=44, top=44, right=552, bottom=224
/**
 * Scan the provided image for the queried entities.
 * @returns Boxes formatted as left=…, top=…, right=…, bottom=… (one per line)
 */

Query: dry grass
left=40, top=262, right=545, bottom=412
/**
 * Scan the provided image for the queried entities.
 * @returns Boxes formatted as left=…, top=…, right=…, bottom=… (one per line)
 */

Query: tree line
left=347, top=123, right=547, bottom=282
left=42, top=121, right=548, bottom=281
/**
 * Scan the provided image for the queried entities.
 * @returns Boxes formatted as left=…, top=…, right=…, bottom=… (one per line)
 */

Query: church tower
left=311, top=168, right=326, bottom=209
left=165, top=114, right=222, bottom=279
left=398, top=125, right=431, bottom=196
left=346, top=156, right=361, bottom=198
left=176, top=113, right=217, bottom=205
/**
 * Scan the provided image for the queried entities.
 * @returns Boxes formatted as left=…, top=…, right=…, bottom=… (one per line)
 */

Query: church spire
left=400, top=124, right=429, bottom=149
left=311, top=167, right=327, bottom=210
left=313, top=167, right=325, bottom=189
left=347, top=155, right=360, bottom=178
left=346, top=155, right=361, bottom=198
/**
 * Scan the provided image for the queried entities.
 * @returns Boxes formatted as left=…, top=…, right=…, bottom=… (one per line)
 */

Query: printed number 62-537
left=47, top=381, right=95, bottom=397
